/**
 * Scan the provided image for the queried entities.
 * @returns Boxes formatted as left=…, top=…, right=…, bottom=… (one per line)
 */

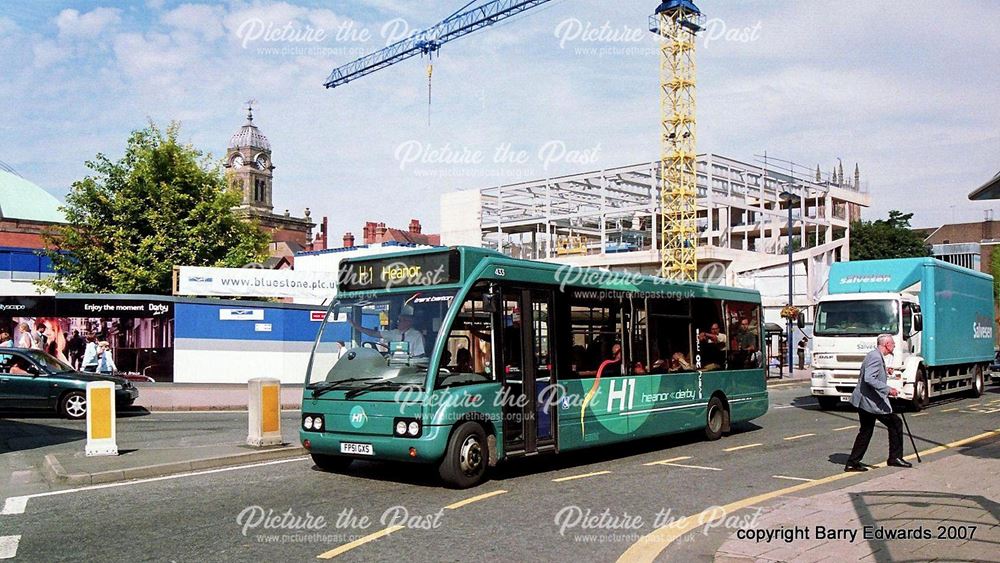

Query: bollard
left=247, top=377, right=282, bottom=447
left=85, top=381, right=118, bottom=456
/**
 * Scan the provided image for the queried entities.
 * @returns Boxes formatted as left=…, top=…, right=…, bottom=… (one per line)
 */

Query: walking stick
left=900, top=411, right=921, bottom=463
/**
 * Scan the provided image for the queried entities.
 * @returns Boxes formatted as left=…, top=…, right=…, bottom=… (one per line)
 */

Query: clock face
left=255, top=155, right=268, bottom=170
left=231, top=154, right=244, bottom=168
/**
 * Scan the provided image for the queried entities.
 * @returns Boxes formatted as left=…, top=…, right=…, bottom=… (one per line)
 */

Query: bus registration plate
left=341, top=442, right=373, bottom=455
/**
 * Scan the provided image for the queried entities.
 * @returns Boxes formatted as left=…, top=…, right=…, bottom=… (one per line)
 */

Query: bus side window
left=628, top=298, right=648, bottom=375
left=726, top=303, right=762, bottom=369
left=436, top=288, right=495, bottom=388
left=693, top=299, right=726, bottom=371
left=647, top=296, right=692, bottom=374
left=567, top=294, right=622, bottom=378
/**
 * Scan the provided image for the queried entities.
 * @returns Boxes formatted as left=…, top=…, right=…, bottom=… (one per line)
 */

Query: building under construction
left=440, top=153, right=870, bottom=323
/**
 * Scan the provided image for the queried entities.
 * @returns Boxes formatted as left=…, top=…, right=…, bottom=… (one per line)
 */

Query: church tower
left=224, top=102, right=314, bottom=254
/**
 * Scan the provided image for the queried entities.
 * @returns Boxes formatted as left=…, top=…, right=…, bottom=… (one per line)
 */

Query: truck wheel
left=704, top=396, right=727, bottom=441
left=816, top=397, right=840, bottom=410
left=439, top=422, right=488, bottom=489
left=912, top=369, right=929, bottom=411
left=970, top=365, right=985, bottom=398
left=311, top=454, right=352, bottom=472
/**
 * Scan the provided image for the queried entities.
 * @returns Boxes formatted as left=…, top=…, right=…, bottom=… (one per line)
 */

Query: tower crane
left=324, top=1, right=555, bottom=89
left=651, top=0, right=704, bottom=281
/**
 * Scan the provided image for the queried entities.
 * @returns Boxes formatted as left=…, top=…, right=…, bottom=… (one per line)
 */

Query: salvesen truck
left=811, top=258, right=994, bottom=410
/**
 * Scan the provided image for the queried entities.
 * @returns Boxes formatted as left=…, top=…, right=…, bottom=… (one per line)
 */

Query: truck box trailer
left=810, top=258, right=994, bottom=410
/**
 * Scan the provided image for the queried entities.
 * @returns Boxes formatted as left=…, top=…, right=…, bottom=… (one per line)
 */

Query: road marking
left=316, top=525, right=404, bottom=559
left=911, top=412, right=929, bottom=417
left=771, top=405, right=797, bottom=410
left=832, top=425, right=856, bottom=431
left=0, top=536, right=19, bottom=560
left=1, top=456, right=309, bottom=515
left=552, top=470, right=611, bottom=483
left=444, top=489, right=508, bottom=510
left=723, top=443, right=762, bottom=452
left=0, top=497, right=27, bottom=516
left=616, top=427, right=1000, bottom=563
left=941, top=407, right=960, bottom=412
left=783, top=433, right=815, bottom=441
left=768, top=382, right=806, bottom=389
left=772, top=475, right=814, bottom=482
left=643, top=456, right=692, bottom=466
left=656, top=462, right=722, bottom=471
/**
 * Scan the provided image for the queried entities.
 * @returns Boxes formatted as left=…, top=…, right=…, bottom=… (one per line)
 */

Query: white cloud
left=55, top=7, right=121, bottom=39
left=161, top=4, right=227, bottom=41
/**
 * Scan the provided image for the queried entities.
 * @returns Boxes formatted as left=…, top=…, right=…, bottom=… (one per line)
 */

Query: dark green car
left=0, top=348, right=138, bottom=419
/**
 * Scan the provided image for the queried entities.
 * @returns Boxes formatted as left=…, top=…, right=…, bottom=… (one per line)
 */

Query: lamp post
left=779, top=190, right=799, bottom=373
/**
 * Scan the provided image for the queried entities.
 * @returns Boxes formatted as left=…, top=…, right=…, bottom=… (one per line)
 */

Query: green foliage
left=849, top=210, right=930, bottom=261
left=991, top=248, right=1000, bottom=301
left=43, top=122, right=269, bottom=294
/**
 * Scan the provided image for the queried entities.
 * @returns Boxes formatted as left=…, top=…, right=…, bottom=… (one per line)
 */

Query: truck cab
left=811, top=293, right=922, bottom=409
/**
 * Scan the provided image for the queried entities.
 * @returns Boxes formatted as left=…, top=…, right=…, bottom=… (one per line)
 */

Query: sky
left=2, top=0, right=999, bottom=239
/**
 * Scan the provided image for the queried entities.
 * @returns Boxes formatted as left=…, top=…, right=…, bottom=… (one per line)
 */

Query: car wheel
left=311, top=454, right=353, bottom=472
left=970, top=365, right=985, bottom=398
left=60, top=391, right=87, bottom=420
left=439, top=421, right=488, bottom=489
left=817, top=397, right=840, bottom=410
left=704, top=396, right=727, bottom=441
left=912, top=369, right=929, bottom=411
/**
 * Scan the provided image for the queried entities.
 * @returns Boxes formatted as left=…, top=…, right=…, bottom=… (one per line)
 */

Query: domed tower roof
left=228, top=104, right=270, bottom=151
left=0, top=163, right=66, bottom=224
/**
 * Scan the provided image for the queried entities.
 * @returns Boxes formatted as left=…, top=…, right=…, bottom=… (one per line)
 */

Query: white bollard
left=247, top=378, right=282, bottom=447
left=85, top=381, right=118, bottom=456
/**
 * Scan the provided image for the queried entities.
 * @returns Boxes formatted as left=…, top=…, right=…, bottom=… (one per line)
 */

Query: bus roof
left=337, top=246, right=761, bottom=303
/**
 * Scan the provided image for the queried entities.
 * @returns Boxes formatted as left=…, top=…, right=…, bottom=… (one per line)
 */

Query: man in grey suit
left=845, top=334, right=912, bottom=471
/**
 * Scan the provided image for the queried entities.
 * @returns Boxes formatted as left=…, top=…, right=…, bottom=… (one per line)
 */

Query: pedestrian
left=844, top=334, right=912, bottom=472
left=797, top=335, right=809, bottom=370
left=96, top=341, right=117, bottom=375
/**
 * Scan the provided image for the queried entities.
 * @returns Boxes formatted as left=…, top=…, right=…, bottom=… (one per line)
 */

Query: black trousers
left=847, top=409, right=903, bottom=464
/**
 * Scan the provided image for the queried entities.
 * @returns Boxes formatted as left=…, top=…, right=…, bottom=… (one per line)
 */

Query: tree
left=43, top=122, right=269, bottom=294
left=991, top=248, right=1000, bottom=301
left=849, top=210, right=930, bottom=261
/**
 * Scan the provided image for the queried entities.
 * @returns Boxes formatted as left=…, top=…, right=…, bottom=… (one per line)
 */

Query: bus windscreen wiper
left=310, top=377, right=384, bottom=397
left=344, top=379, right=403, bottom=399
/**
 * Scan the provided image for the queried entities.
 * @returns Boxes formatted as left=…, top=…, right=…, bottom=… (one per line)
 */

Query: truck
left=810, top=258, right=994, bottom=410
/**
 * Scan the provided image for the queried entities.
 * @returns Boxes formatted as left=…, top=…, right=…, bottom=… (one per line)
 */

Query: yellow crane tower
left=652, top=1, right=704, bottom=280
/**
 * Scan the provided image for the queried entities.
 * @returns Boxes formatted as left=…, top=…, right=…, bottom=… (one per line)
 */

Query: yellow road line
left=444, top=489, right=508, bottom=509
left=832, top=425, right=856, bottom=431
left=657, top=462, right=722, bottom=471
left=616, top=428, right=1000, bottom=563
left=783, top=433, right=815, bottom=441
left=941, top=407, right=960, bottom=412
left=723, top=443, right=762, bottom=452
left=912, top=412, right=929, bottom=417
left=316, top=525, right=404, bottom=559
left=552, top=470, right=611, bottom=483
left=643, top=456, right=692, bottom=466
left=772, top=475, right=814, bottom=482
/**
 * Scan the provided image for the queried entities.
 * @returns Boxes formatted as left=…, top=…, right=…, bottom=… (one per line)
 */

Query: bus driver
left=349, top=306, right=426, bottom=357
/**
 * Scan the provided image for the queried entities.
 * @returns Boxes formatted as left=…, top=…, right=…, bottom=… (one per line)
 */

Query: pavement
left=133, top=382, right=304, bottom=411
left=713, top=435, right=1000, bottom=562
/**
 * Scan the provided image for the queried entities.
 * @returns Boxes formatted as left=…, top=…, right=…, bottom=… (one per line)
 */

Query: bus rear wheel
left=312, top=454, right=353, bottom=472
left=439, top=422, right=488, bottom=489
left=704, top=396, right=727, bottom=441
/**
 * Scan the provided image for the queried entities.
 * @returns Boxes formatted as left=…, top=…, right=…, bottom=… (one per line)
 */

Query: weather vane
left=245, top=98, right=257, bottom=121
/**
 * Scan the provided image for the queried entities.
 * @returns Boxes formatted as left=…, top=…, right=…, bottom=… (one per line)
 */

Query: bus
left=300, top=247, right=768, bottom=488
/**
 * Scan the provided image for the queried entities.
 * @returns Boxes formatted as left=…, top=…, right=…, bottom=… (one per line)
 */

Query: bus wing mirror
left=797, top=311, right=806, bottom=329
left=483, top=284, right=501, bottom=314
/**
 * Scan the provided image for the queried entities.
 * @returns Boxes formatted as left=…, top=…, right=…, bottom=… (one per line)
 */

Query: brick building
left=914, top=217, right=1000, bottom=273
left=0, top=163, right=65, bottom=282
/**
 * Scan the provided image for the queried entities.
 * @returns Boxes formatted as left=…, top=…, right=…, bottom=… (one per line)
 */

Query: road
left=2, top=383, right=999, bottom=562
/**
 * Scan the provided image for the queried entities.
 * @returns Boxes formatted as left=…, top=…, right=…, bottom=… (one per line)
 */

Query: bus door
left=499, top=287, right=557, bottom=455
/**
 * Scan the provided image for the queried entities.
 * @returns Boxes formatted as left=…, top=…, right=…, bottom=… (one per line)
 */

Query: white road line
left=723, top=443, right=762, bottom=452
left=657, top=462, right=722, bottom=472
left=1, top=497, right=27, bottom=516
left=1, top=456, right=309, bottom=516
left=941, top=407, right=960, bottom=413
left=832, top=425, right=856, bottom=431
left=783, top=433, right=815, bottom=441
left=643, top=456, right=692, bottom=466
left=0, top=536, right=19, bottom=560
left=553, top=471, right=611, bottom=483
left=912, top=412, right=929, bottom=417
left=772, top=475, right=814, bottom=482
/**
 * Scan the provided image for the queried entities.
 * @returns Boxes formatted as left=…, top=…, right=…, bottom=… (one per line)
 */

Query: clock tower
left=224, top=102, right=314, bottom=252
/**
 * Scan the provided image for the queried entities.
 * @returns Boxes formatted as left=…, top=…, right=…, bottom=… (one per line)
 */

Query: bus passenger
left=455, top=348, right=474, bottom=373
left=698, top=323, right=726, bottom=369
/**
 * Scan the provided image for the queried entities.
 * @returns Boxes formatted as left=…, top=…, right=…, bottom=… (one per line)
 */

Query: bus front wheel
left=312, top=454, right=353, bottom=472
left=704, top=396, right=728, bottom=441
left=439, top=422, right=488, bottom=489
